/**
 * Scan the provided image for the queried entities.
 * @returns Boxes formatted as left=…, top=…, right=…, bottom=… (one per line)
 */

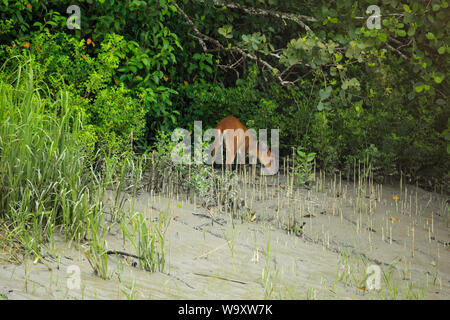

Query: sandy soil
left=0, top=170, right=448, bottom=300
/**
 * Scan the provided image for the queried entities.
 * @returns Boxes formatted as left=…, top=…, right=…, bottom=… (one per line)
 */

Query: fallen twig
left=193, top=240, right=231, bottom=260
left=193, top=272, right=247, bottom=285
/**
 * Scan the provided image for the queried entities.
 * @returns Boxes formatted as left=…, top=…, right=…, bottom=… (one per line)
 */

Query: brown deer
left=211, top=116, right=273, bottom=168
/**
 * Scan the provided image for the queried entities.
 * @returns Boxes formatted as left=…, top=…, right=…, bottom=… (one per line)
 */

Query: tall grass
left=0, top=63, right=98, bottom=256
left=0, top=62, right=167, bottom=275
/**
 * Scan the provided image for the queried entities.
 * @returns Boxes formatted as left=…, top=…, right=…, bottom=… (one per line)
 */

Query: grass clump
left=0, top=63, right=167, bottom=276
left=0, top=63, right=97, bottom=256
left=188, top=165, right=243, bottom=211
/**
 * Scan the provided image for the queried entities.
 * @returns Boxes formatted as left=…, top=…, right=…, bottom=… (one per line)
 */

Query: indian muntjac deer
left=211, top=116, right=273, bottom=168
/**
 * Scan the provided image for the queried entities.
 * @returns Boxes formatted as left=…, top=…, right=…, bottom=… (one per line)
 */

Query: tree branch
left=192, top=0, right=316, bottom=32
left=386, top=42, right=409, bottom=60
left=173, top=2, right=209, bottom=52
left=173, top=2, right=301, bottom=86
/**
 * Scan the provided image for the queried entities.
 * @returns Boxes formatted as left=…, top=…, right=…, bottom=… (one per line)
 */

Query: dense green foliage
left=1, top=0, right=448, bottom=186
left=0, top=64, right=97, bottom=254
left=0, top=65, right=169, bottom=270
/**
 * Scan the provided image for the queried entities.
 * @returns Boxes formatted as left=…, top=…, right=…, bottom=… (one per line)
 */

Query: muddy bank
left=0, top=171, right=448, bottom=300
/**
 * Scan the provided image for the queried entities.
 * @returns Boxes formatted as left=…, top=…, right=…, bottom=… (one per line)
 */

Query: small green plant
left=285, top=221, right=306, bottom=237
left=306, top=287, right=317, bottom=300
left=121, top=279, right=137, bottom=300
left=188, top=165, right=243, bottom=211
left=83, top=205, right=112, bottom=280
left=146, top=130, right=190, bottom=193
left=381, top=258, right=401, bottom=299
left=261, top=233, right=279, bottom=299
left=293, top=146, right=316, bottom=186
left=121, top=210, right=168, bottom=273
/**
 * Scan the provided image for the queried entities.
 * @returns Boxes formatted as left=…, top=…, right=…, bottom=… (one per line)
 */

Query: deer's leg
left=235, top=133, right=247, bottom=166
left=224, top=132, right=236, bottom=167
left=211, top=129, right=223, bottom=164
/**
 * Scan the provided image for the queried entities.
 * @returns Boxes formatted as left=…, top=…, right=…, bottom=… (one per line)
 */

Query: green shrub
left=294, top=147, right=316, bottom=186
left=87, top=84, right=145, bottom=153
left=188, top=166, right=242, bottom=211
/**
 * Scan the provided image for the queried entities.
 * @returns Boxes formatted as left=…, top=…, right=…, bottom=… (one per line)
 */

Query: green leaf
left=436, top=99, right=445, bottom=106
left=425, top=32, right=435, bottom=40
left=218, top=25, right=233, bottom=39
left=433, top=75, right=443, bottom=84
left=317, top=101, right=324, bottom=111
left=397, top=30, right=406, bottom=37
left=319, top=87, right=332, bottom=100
left=330, top=67, right=337, bottom=76
left=378, top=32, right=387, bottom=42
left=407, top=27, right=416, bottom=36
left=203, top=65, right=212, bottom=74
